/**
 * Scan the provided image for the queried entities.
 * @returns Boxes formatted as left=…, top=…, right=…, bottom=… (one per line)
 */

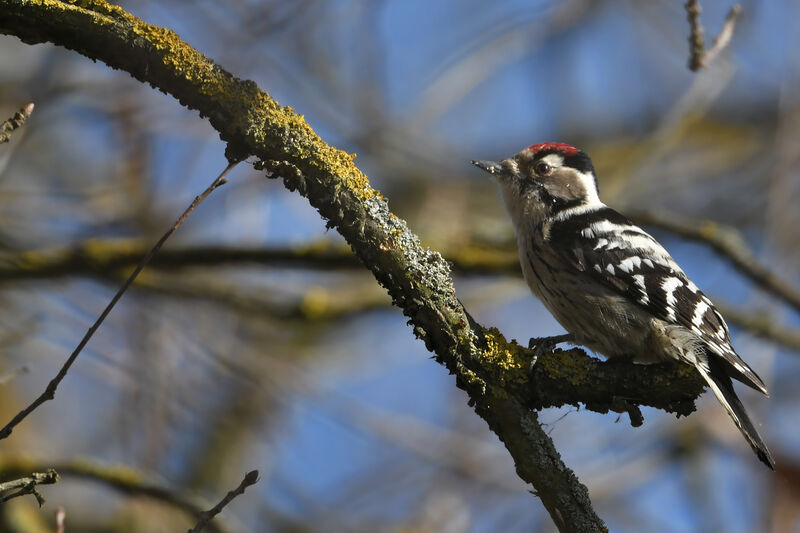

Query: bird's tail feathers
left=696, top=359, right=774, bottom=470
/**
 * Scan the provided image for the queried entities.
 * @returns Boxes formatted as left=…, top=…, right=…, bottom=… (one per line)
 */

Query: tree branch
left=0, top=469, right=58, bottom=506
left=0, top=2, right=721, bottom=529
left=0, top=239, right=519, bottom=282
left=188, top=471, right=259, bottom=533
left=0, top=102, right=33, bottom=143
left=0, top=458, right=230, bottom=533
left=5, top=237, right=799, bottom=352
left=685, top=1, right=742, bottom=71
left=0, top=162, right=234, bottom=441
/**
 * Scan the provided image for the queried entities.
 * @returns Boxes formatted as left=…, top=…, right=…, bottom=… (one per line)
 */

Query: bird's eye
left=534, top=161, right=552, bottom=176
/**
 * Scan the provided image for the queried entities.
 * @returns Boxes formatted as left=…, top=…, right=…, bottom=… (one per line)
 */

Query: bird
left=472, top=142, right=773, bottom=469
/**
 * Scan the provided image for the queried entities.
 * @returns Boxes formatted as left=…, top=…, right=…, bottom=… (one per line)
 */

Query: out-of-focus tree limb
left=6, top=237, right=799, bottom=352
left=119, top=272, right=709, bottom=419
left=634, top=210, right=800, bottom=316
left=0, top=239, right=517, bottom=281
left=0, top=163, right=233, bottom=441
left=0, top=458, right=230, bottom=533
left=716, top=303, right=800, bottom=350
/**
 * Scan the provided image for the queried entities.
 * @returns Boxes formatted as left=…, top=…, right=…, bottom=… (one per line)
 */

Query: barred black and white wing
left=547, top=206, right=767, bottom=394
left=546, top=205, right=774, bottom=468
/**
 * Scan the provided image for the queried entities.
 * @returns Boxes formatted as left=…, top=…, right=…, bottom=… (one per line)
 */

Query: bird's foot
left=527, top=334, right=574, bottom=371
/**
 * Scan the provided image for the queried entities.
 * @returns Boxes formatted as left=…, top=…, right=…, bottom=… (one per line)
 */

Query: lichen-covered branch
left=0, top=1, right=721, bottom=530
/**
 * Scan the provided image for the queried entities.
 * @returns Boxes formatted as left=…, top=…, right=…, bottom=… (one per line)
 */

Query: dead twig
left=0, top=161, right=237, bottom=441
left=0, top=469, right=59, bottom=506
left=188, top=471, right=259, bottom=533
left=685, top=0, right=742, bottom=71
left=0, top=457, right=231, bottom=533
left=0, top=103, right=34, bottom=143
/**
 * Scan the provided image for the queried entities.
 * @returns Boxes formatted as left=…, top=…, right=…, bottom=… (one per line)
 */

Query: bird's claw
left=527, top=334, right=574, bottom=373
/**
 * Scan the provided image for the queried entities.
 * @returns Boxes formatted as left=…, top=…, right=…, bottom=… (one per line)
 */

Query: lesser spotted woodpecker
left=473, top=142, right=773, bottom=469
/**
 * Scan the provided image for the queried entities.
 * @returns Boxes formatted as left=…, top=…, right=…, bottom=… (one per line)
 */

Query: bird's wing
left=547, top=206, right=767, bottom=393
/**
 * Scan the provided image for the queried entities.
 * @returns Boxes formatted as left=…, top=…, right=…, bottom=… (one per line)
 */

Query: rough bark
left=0, top=1, right=712, bottom=530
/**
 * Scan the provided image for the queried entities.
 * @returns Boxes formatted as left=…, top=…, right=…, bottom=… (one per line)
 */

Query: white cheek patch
left=538, top=154, right=599, bottom=206
left=540, top=153, right=565, bottom=167
left=574, top=170, right=600, bottom=204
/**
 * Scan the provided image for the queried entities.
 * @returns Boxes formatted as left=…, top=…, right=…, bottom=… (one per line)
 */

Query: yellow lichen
left=459, top=367, right=483, bottom=388
left=481, top=328, right=526, bottom=372
left=536, top=350, right=592, bottom=387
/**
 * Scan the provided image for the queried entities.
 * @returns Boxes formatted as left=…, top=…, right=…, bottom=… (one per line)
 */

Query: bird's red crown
left=526, top=142, right=580, bottom=156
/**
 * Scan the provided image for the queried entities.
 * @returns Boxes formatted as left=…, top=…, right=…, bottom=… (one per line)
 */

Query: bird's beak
left=471, top=159, right=505, bottom=177
left=472, top=161, right=509, bottom=181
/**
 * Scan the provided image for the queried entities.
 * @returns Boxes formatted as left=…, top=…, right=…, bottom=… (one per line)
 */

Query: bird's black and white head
left=473, top=143, right=601, bottom=230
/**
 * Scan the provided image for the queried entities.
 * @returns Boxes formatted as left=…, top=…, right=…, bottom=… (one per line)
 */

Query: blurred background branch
left=0, top=457, right=232, bottom=533
left=634, top=210, right=800, bottom=316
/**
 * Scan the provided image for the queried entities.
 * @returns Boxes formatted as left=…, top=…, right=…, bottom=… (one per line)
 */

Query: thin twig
left=0, top=469, right=59, bottom=506
left=685, top=1, right=742, bottom=71
left=188, top=470, right=259, bottom=533
left=0, top=102, right=34, bottom=143
left=0, top=457, right=232, bottom=533
left=703, top=4, right=742, bottom=66
left=685, top=0, right=704, bottom=71
left=0, top=161, right=237, bottom=441
left=633, top=210, right=800, bottom=317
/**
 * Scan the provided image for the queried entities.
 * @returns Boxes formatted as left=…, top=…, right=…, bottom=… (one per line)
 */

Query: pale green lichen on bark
left=537, top=349, right=596, bottom=388
left=0, top=2, right=612, bottom=528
